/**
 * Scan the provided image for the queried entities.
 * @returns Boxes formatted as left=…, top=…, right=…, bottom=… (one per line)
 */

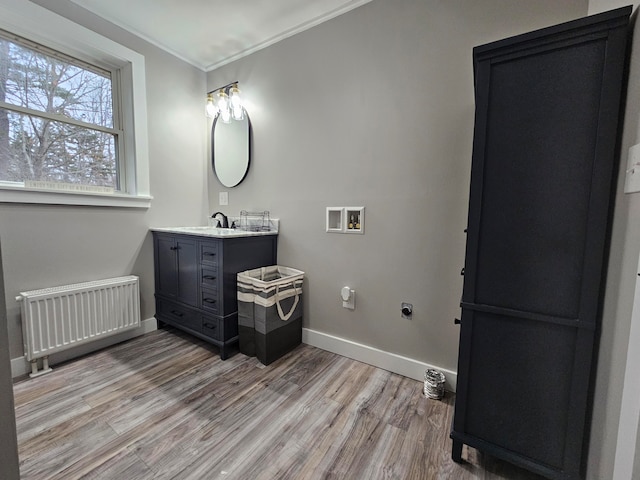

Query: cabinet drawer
left=157, top=299, right=202, bottom=333
left=200, top=242, right=218, bottom=266
left=202, top=318, right=221, bottom=340
left=201, top=287, right=219, bottom=313
left=201, top=267, right=218, bottom=289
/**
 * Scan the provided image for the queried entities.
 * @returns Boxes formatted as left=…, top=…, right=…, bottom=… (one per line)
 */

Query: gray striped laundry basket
left=237, top=266, right=304, bottom=365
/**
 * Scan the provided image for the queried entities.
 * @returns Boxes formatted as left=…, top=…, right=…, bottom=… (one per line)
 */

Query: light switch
left=624, top=144, right=640, bottom=194
left=219, top=192, right=229, bottom=205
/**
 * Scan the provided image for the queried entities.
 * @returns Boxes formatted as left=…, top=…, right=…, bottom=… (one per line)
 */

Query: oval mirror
left=212, top=113, right=251, bottom=187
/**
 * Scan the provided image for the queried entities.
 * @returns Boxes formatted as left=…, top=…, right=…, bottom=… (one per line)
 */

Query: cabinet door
left=155, top=234, right=198, bottom=307
left=176, top=238, right=197, bottom=306
left=452, top=7, right=629, bottom=480
left=156, top=235, right=178, bottom=297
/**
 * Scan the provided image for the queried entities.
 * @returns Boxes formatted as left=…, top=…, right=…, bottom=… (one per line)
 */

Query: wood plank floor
left=13, top=328, right=546, bottom=480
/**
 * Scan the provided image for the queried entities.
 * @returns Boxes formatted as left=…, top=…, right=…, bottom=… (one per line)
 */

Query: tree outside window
left=0, top=31, right=119, bottom=190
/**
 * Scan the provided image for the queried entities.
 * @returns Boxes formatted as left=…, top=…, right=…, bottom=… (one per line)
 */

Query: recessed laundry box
left=237, top=266, right=304, bottom=365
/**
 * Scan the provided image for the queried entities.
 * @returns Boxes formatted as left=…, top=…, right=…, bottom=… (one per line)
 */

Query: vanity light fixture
left=206, top=81, right=245, bottom=123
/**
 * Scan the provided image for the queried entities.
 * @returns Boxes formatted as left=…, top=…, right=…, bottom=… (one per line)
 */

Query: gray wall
left=207, top=0, right=586, bottom=374
left=586, top=1, right=640, bottom=479
left=9, top=1, right=639, bottom=479
left=0, top=240, right=19, bottom=480
left=2, top=0, right=209, bottom=362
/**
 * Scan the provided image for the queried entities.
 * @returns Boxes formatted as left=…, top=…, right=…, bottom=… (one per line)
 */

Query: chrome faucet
left=211, top=211, right=229, bottom=228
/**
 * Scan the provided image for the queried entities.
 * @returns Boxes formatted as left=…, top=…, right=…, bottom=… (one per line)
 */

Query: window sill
left=0, top=186, right=152, bottom=208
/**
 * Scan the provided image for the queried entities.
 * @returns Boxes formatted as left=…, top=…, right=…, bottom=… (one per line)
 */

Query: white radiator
left=17, top=275, right=140, bottom=377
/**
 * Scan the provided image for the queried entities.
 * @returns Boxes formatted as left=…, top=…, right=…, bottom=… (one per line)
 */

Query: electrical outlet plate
left=342, top=288, right=355, bottom=310
left=219, top=192, right=229, bottom=205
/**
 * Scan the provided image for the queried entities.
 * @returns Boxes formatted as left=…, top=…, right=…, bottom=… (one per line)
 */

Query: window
left=0, top=31, right=119, bottom=191
left=0, top=1, right=150, bottom=207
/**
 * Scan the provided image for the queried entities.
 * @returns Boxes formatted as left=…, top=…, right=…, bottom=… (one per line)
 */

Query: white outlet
left=219, top=192, right=229, bottom=205
left=341, top=286, right=355, bottom=310
left=624, top=144, right=640, bottom=194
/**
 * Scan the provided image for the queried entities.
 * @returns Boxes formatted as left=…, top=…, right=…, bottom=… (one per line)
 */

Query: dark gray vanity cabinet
left=153, top=231, right=277, bottom=359
left=451, top=7, right=629, bottom=480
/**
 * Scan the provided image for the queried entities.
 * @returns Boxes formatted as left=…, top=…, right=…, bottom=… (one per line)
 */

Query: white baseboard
left=12, top=322, right=457, bottom=391
left=302, top=328, right=457, bottom=392
left=11, top=317, right=157, bottom=379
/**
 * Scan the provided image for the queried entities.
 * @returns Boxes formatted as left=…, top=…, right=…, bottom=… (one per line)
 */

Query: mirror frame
left=211, top=112, right=252, bottom=188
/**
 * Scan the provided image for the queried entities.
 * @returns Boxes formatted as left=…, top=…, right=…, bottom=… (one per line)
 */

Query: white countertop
left=151, top=226, right=278, bottom=238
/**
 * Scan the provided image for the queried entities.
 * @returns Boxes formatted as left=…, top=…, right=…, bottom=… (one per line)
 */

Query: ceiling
left=69, top=0, right=372, bottom=71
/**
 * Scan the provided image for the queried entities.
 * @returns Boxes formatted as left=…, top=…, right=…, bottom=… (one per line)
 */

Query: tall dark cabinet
left=451, top=7, right=630, bottom=480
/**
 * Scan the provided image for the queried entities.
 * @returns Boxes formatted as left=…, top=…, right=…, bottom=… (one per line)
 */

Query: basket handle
left=275, top=282, right=299, bottom=321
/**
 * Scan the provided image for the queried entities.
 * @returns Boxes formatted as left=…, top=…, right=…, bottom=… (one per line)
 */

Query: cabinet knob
left=171, top=310, right=184, bottom=318
left=454, top=318, right=461, bottom=325
left=460, top=268, right=465, bottom=275
left=203, top=275, right=216, bottom=280
left=203, top=298, right=216, bottom=304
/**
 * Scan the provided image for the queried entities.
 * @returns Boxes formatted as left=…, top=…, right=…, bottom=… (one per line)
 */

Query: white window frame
left=0, top=0, right=151, bottom=208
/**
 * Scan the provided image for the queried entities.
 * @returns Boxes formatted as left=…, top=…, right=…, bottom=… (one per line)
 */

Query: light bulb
left=232, top=105, right=245, bottom=121
left=216, top=89, right=229, bottom=112
left=230, top=83, right=242, bottom=109
left=205, top=93, right=217, bottom=118
left=220, top=107, right=231, bottom=124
